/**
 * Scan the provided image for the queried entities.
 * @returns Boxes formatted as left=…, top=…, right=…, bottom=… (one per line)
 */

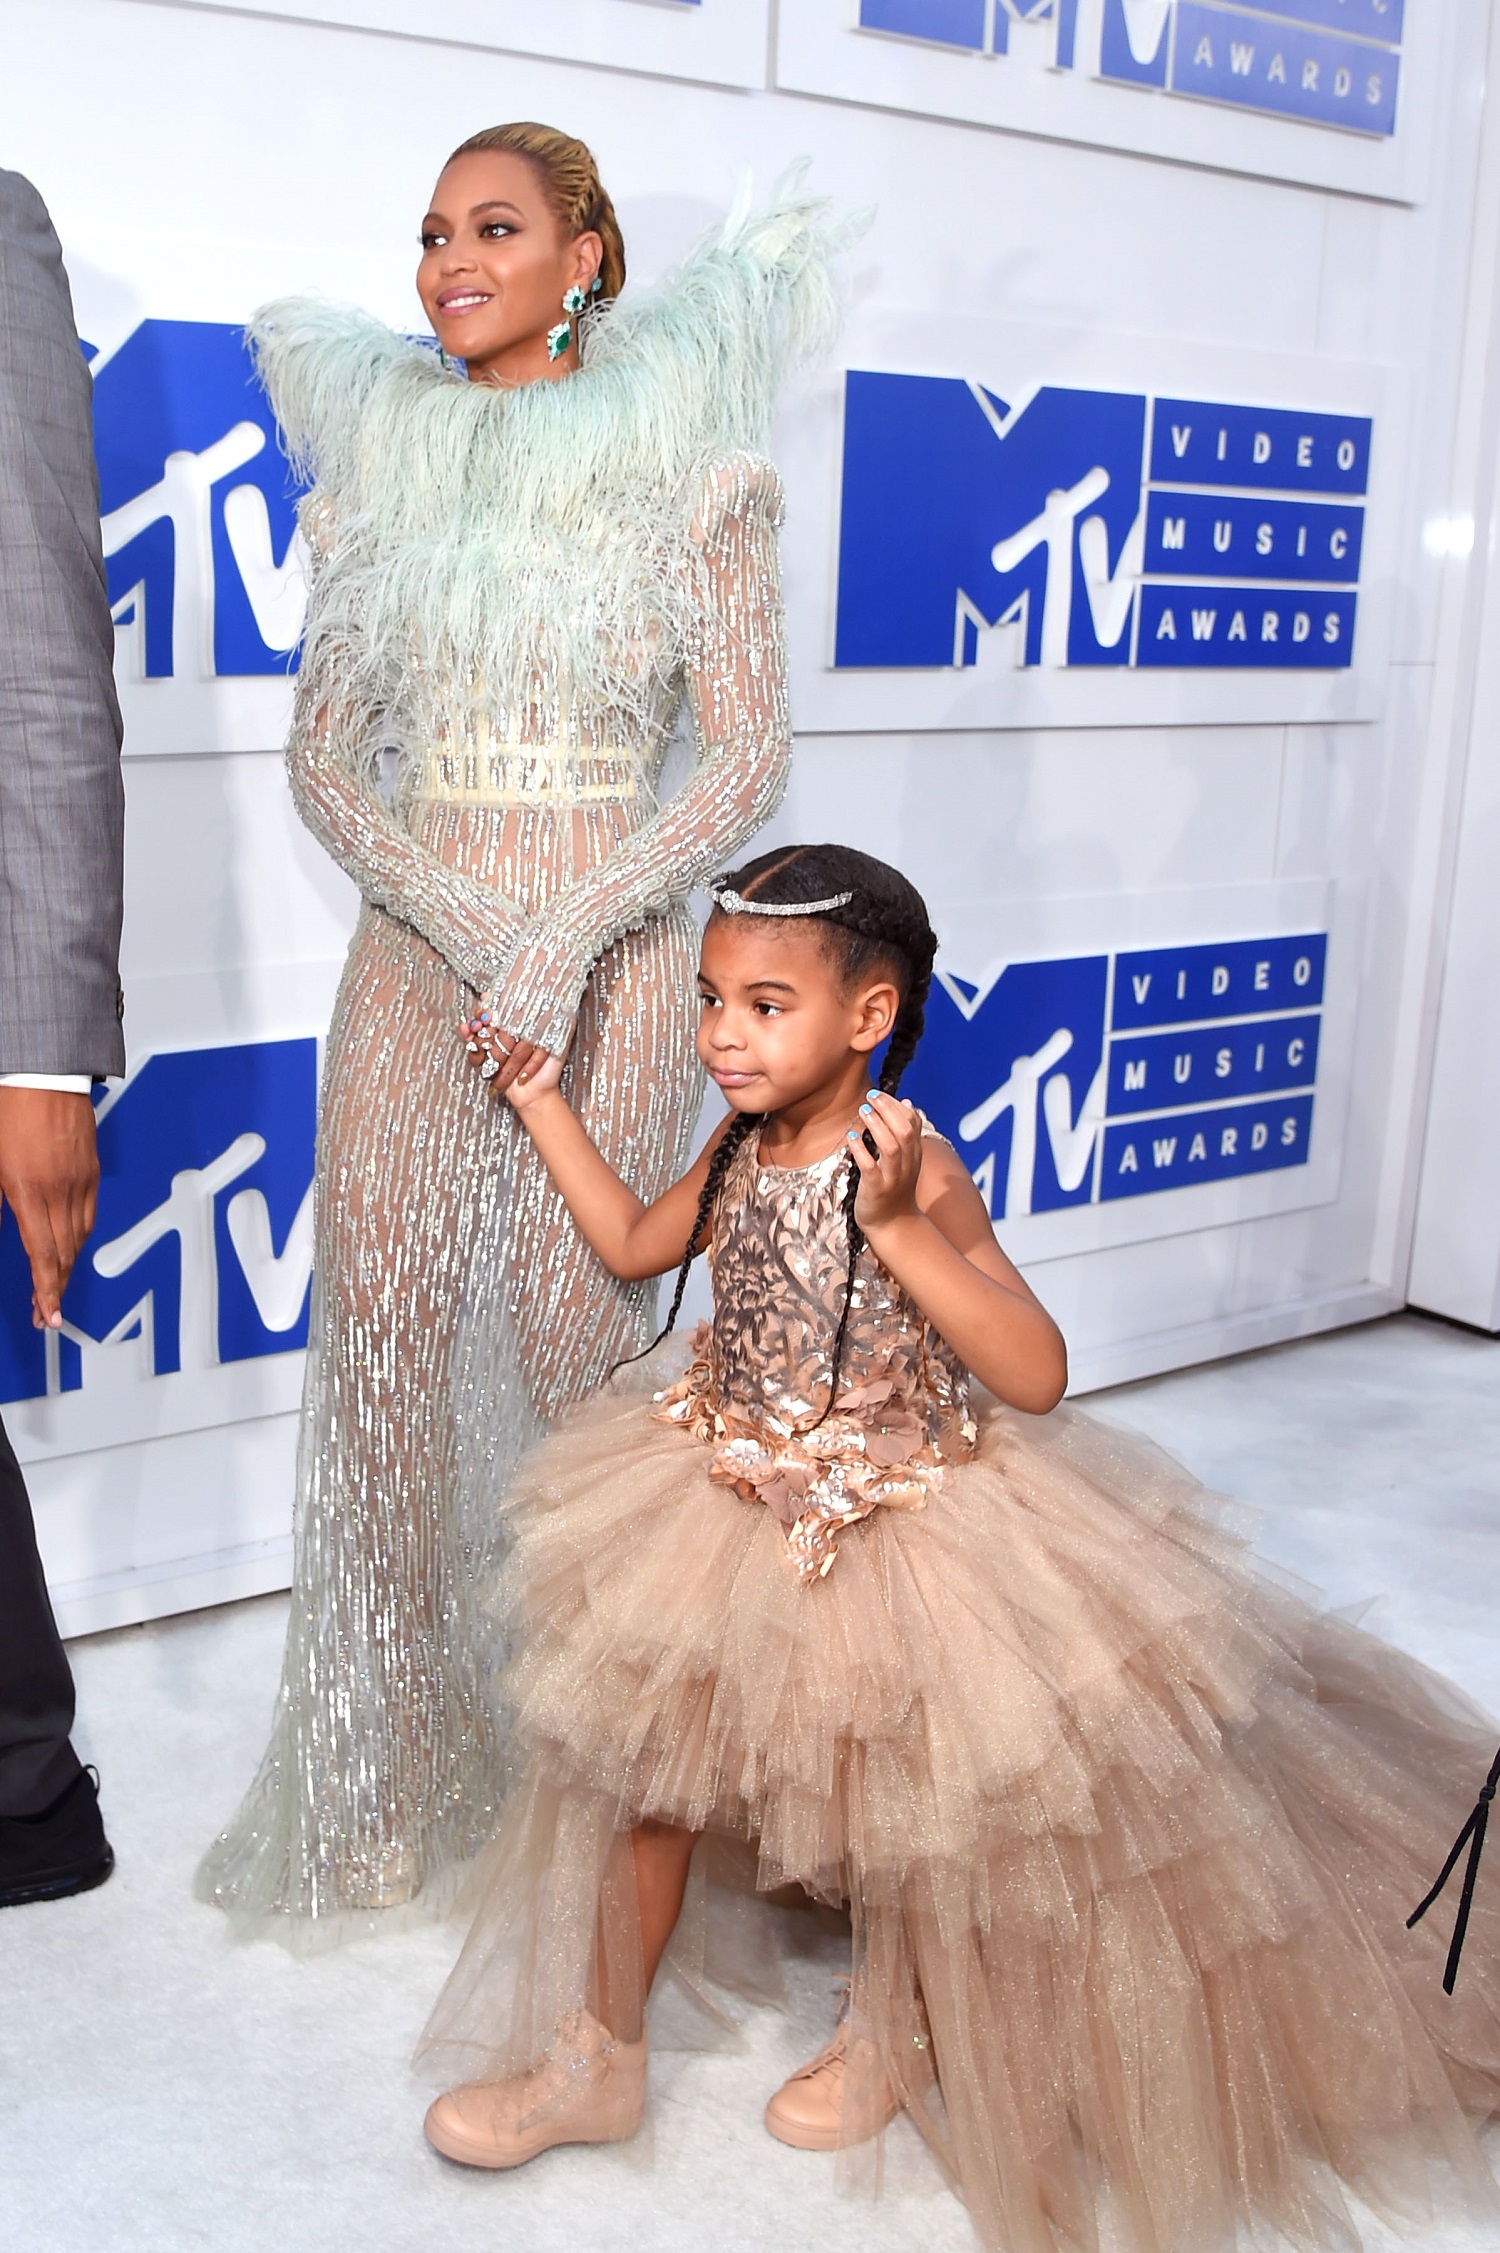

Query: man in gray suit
left=0, top=169, right=125, bottom=1907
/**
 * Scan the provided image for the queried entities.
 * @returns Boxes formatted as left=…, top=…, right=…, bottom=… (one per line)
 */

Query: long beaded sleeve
left=490, top=453, right=792, bottom=1054
left=285, top=697, right=524, bottom=994
left=284, top=517, right=525, bottom=994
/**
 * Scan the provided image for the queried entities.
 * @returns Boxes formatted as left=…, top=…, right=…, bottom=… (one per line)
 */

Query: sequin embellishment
left=654, top=1135, right=976, bottom=1584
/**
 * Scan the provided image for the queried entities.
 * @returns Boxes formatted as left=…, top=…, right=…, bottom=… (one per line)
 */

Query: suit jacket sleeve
left=0, top=170, right=125, bottom=1077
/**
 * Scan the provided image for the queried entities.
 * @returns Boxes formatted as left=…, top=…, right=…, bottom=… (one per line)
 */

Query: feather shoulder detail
left=581, top=162, right=859, bottom=463
left=246, top=167, right=855, bottom=515
left=247, top=296, right=411, bottom=496
left=259, top=173, right=852, bottom=747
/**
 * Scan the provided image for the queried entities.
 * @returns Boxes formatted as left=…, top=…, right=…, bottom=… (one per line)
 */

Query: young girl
left=420, top=843, right=1500, bottom=2253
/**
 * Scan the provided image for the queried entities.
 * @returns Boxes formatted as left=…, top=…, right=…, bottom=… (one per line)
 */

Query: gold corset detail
left=412, top=730, right=641, bottom=809
left=654, top=1130, right=976, bottom=1584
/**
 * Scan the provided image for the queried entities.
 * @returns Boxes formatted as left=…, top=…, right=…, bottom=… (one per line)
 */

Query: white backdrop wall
left=0, top=0, right=1494, bottom=1636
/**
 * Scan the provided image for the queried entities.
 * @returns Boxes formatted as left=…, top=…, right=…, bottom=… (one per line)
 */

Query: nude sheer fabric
left=420, top=1139, right=1500, bottom=2252
left=195, top=456, right=791, bottom=1930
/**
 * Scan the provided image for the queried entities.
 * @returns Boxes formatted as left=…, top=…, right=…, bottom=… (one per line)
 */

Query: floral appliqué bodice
left=654, top=1125, right=976, bottom=1584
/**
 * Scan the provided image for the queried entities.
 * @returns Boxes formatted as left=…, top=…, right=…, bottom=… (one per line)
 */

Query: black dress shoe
left=0, top=1766, right=114, bottom=1909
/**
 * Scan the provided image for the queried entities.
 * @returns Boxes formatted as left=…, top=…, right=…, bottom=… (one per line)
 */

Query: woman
left=197, top=124, right=845, bottom=1932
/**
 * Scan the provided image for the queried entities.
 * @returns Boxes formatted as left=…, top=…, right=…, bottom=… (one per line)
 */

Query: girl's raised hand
left=846, top=1091, right=924, bottom=1231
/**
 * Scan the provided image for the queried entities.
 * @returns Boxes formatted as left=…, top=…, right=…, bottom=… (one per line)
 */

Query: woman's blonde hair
left=446, top=122, right=626, bottom=301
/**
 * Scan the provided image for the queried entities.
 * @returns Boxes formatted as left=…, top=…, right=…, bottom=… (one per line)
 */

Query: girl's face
left=416, top=151, right=602, bottom=386
left=696, top=916, right=900, bottom=1114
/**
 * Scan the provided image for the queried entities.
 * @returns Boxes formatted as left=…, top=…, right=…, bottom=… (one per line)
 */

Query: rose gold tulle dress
left=419, top=1129, right=1500, bottom=2253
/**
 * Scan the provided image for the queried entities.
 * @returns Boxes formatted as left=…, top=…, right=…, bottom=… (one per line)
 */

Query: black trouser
left=0, top=1411, right=80, bottom=1817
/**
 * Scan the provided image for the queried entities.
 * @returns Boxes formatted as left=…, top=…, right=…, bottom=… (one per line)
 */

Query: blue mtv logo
left=835, top=372, right=1369, bottom=674
left=1101, top=0, right=1401, bottom=137
left=905, top=936, right=1325, bottom=1217
left=90, top=320, right=309, bottom=679
left=837, top=377, right=1148, bottom=671
left=0, top=1040, right=317, bottom=1406
left=908, top=957, right=1109, bottom=1216
left=855, top=0, right=1399, bottom=138
left=858, top=0, right=1079, bottom=63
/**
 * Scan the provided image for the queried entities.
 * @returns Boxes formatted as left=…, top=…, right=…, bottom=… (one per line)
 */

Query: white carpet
left=2, top=1313, right=1497, bottom=2253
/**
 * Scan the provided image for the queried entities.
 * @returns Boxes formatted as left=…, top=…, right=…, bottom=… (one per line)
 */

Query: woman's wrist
left=485, top=929, right=591, bottom=1060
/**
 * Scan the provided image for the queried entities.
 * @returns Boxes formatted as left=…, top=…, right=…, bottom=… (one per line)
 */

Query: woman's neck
left=465, top=334, right=580, bottom=389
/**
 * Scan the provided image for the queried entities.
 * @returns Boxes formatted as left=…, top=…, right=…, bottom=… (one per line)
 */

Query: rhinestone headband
left=710, top=886, right=855, bottom=918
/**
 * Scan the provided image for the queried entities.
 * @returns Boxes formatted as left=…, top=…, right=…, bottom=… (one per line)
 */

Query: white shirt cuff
left=0, top=1073, right=94, bottom=1094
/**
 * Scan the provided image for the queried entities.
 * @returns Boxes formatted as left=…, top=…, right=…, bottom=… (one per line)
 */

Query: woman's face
left=416, top=150, right=602, bottom=387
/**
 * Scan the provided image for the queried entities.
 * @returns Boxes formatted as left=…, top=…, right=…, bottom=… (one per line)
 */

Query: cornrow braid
left=609, top=1110, right=763, bottom=1379
left=709, top=843, right=939, bottom=1429
left=814, top=1158, right=865, bottom=1433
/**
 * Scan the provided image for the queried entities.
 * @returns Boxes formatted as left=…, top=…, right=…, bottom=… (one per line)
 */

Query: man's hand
left=0, top=1087, right=99, bottom=1329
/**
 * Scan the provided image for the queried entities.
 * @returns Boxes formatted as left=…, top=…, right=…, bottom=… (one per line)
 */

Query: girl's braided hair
left=620, top=845, right=938, bottom=1424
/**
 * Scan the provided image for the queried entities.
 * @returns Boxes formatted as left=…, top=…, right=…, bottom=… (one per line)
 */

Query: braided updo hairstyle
left=625, top=845, right=938, bottom=1426
left=447, top=121, right=627, bottom=301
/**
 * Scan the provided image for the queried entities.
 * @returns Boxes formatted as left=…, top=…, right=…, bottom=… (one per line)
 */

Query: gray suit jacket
left=0, top=169, right=124, bottom=1078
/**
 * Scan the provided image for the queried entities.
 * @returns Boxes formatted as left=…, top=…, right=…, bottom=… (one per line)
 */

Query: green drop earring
left=551, top=278, right=603, bottom=362
left=547, top=283, right=589, bottom=364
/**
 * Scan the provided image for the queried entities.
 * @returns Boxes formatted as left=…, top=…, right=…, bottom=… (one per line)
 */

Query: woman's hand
left=845, top=1091, right=924, bottom=1233
left=459, top=1008, right=550, bottom=1099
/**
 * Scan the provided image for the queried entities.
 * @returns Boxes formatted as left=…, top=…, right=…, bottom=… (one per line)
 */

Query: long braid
left=806, top=1156, right=866, bottom=1432
left=608, top=1110, right=761, bottom=1378
left=831, top=897, right=935, bottom=1095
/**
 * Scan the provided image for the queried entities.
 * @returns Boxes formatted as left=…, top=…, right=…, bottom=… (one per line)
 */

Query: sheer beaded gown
left=196, top=187, right=844, bottom=1932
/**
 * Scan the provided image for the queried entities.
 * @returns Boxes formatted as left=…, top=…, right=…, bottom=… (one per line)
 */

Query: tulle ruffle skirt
left=419, top=1377, right=1500, bottom=2253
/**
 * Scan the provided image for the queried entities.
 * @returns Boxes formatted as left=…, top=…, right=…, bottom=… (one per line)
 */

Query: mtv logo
left=837, top=375, right=1148, bottom=671
left=1100, top=0, right=1401, bottom=137
left=0, top=1040, right=317, bottom=1407
left=835, top=372, right=1368, bottom=675
left=904, top=932, right=1326, bottom=1222
left=857, top=0, right=1079, bottom=64
left=91, top=320, right=309, bottom=679
left=906, top=956, right=1109, bottom=1217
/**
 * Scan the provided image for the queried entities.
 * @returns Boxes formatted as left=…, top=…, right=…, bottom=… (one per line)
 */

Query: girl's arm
left=850, top=1092, right=1069, bottom=1415
left=506, top=1060, right=732, bottom=1282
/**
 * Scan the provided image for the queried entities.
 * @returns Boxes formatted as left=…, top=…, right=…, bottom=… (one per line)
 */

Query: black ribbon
left=1407, top=1744, right=1500, bottom=1995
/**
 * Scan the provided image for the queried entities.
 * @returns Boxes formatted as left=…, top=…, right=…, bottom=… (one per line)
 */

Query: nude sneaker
left=424, top=2010, right=647, bottom=2170
left=764, top=2015, right=900, bottom=2151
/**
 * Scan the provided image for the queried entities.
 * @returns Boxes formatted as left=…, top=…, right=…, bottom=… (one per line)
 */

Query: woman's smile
left=435, top=286, right=492, bottom=315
